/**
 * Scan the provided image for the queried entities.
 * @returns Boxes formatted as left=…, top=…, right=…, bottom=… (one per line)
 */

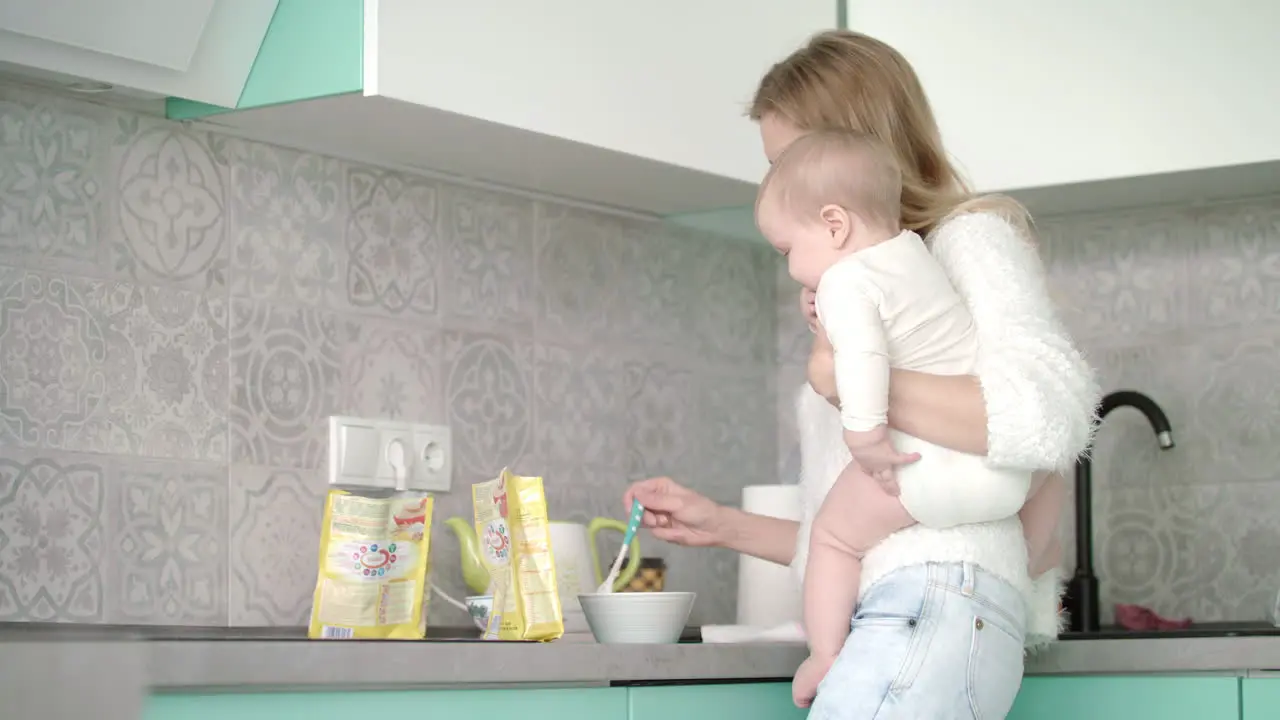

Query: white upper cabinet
left=368, top=2, right=835, bottom=208
left=0, top=0, right=277, bottom=107
left=846, top=0, right=1280, bottom=194
left=164, top=0, right=838, bottom=217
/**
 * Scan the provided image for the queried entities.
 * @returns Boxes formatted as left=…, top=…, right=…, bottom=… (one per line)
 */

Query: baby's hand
left=844, top=426, right=920, bottom=495
left=792, top=653, right=834, bottom=708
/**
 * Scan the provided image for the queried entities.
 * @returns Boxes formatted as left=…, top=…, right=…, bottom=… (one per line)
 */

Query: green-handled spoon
left=596, top=499, right=644, bottom=593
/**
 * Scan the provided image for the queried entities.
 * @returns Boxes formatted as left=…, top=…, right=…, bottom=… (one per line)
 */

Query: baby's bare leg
left=1020, top=471, right=1067, bottom=577
left=803, top=461, right=916, bottom=662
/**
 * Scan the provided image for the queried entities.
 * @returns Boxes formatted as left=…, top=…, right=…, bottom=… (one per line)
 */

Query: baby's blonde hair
left=750, top=30, right=1032, bottom=239
left=757, top=129, right=902, bottom=232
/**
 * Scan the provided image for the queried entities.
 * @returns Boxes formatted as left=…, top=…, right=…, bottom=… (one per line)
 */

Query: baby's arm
left=815, top=267, right=890, bottom=438
left=815, top=271, right=919, bottom=478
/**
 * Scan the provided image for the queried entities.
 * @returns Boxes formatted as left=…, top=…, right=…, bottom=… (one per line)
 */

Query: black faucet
left=1064, top=390, right=1175, bottom=633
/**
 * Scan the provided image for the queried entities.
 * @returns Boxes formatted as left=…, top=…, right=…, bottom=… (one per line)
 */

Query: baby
left=755, top=130, right=1062, bottom=705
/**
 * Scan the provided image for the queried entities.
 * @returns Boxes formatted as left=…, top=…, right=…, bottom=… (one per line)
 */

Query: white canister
left=736, top=484, right=803, bottom=626
left=549, top=520, right=641, bottom=634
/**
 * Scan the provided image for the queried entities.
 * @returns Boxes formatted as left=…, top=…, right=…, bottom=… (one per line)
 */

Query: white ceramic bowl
left=577, top=592, right=696, bottom=644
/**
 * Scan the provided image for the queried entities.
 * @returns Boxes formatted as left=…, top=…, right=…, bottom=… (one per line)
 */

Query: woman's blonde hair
left=750, top=30, right=1032, bottom=238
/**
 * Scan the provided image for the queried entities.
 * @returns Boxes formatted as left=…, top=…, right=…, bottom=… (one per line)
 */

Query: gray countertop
left=6, top=624, right=1280, bottom=720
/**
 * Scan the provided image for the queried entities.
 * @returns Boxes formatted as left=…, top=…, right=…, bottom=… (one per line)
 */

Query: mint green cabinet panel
left=143, top=687, right=627, bottom=720
left=1243, top=678, right=1280, bottom=719
left=1008, top=676, right=1240, bottom=720
left=167, top=0, right=363, bottom=119
left=629, top=683, right=807, bottom=720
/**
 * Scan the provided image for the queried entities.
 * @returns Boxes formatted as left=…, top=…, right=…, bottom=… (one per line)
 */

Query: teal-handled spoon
left=596, top=499, right=644, bottom=593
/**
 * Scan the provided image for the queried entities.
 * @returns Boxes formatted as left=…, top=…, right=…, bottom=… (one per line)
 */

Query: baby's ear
left=819, top=204, right=853, bottom=248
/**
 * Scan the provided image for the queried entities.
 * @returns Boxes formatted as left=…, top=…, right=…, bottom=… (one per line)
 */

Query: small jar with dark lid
left=624, top=557, right=667, bottom=592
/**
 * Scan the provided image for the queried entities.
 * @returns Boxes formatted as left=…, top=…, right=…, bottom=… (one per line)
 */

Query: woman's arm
left=921, top=211, right=1101, bottom=470
left=627, top=476, right=799, bottom=566
left=887, top=369, right=988, bottom=455
left=811, top=322, right=990, bottom=454
left=716, top=506, right=800, bottom=566
left=1021, top=471, right=1067, bottom=577
left=809, top=211, right=1099, bottom=468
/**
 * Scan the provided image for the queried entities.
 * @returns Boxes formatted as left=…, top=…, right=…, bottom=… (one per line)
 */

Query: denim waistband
left=875, top=561, right=1028, bottom=627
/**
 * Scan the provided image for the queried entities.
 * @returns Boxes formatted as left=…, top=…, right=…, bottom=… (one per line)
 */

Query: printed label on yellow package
left=308, top=490, right=434, bottom=639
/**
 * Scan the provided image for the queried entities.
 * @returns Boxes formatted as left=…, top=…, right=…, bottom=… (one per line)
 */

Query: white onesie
left=814, top=229, right=1032, bottom=528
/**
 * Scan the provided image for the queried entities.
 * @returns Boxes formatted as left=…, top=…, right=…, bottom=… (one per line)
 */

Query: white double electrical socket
left=328, top=415, right=453, bottom=492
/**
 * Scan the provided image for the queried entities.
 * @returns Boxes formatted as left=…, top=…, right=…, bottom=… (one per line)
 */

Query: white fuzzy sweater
left=791, top=211, right=1100, bottom=649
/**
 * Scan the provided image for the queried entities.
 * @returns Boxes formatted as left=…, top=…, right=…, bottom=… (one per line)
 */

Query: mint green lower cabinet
left=146, top=677, right=1255, bottom=720
left=1243, top=678, right=1280, bottom=719
left=629, top=683, right=807, bottom=720
left=1008, top=676, right=1241, bottom=719
left=143, top=687, right=628, bottom=720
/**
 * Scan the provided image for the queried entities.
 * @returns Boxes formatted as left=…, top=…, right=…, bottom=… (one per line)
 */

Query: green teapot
left=443, top=516, right=642, bottom=596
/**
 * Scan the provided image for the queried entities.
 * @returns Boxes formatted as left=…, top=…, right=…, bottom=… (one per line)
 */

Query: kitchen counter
left=1029, top=634, right=1280, bottom=676
left=6, top=624, right=1280, bottom=719
left=0, top=624, right=808, bottom=689
left=2, top=624, right=808, bottom=720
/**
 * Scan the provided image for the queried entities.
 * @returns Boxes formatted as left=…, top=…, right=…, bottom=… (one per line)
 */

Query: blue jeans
left=808, top=562, right=1026, bottom=720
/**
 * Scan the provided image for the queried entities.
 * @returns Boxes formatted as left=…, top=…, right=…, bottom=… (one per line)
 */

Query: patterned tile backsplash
left=777, top=196, right=1280, bottom=624
left=0, top=85, right=778, bottom=626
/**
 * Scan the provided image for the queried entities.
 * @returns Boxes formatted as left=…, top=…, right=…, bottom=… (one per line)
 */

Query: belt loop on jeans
left=927, top=562, right=942, bottom=587
left=961, top=562, right=976, bottom=597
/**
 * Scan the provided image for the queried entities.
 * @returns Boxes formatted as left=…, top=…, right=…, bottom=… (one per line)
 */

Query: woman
left=624, top=30, right=1097, bottom=719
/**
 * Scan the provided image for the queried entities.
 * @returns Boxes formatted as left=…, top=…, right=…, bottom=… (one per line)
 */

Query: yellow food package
left=307, top=489, right=434, bottom=639
left=473, top=468, right=564, bottom=641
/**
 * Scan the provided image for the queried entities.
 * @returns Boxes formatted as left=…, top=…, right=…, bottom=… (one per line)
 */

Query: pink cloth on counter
left=1114, top=603, right=1192, bottom=631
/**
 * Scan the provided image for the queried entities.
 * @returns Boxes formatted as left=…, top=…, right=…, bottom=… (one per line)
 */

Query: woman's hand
left=799, top=286, right=838, bottom=405
left=627, top=477, right=802, bottom=565
left=623, top=477, right=728, bottom=547
left=807, top=320, right=839, bottom=407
